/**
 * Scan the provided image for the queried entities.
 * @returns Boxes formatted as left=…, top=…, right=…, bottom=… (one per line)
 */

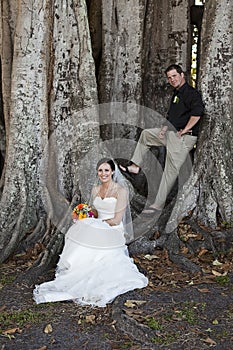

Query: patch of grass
left=0, top=274, right=16, bottom=288
left=0, top=308, right=51, bottom=333
left=226, top=310, right=233, bottom=319
left=163, top=313, right=173, bottom=321
left=176, top=308, right=196, bottom=325
left=221, top=221, right=232, bottom=229
left=215, top=275, right=230, bottom=286
left=144, top=317, right=163, bottom=330
left=200, top=302, right=207, bottom=311
left=103, top=332, right=110, bottom=338
left=215, top=330, right=230, bottom=339
left=175, top=301, right=206, bottom=325
left=120, top=342, right=134, bottom=348
left=151, top=333, right=179, bottom=345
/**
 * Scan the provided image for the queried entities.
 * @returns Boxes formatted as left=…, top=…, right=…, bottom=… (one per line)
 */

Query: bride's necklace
left=99, top=181, right=116, bottom=199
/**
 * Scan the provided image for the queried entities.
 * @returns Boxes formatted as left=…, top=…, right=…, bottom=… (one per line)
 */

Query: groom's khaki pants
left=131, top=128, right=197, bottom=208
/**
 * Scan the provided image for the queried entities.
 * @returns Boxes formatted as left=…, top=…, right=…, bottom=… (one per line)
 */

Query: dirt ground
left=0, top=248, right=233, bottom=350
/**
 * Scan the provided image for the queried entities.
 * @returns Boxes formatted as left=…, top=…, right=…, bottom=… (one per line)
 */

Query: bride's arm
left=104, top=186, right=127, bottom=226
left=90, top=186, right=99, bottom=218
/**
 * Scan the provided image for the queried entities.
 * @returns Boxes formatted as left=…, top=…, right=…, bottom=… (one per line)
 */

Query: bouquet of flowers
left=72, top=203, right=94, bottom=222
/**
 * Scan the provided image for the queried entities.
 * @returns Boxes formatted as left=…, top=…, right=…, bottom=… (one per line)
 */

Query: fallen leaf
left=172, top=315, right=183, bottom=321
left=44, top=324, right=53, bottom=334
left=38, top=347, right=47, bottom=350
left=2, top=328, right=22, bottom=335
left=212, top=319, right=219, bottom=325
left=198, top=248, right=208, bottom=257
left=124, top=309, right=144, bottom=322
left=195, top=233, right=204, bottom=241
left=211, top=270, right=222, bottom=276
left=144, top=254, right=160, bottom=260
left=85, top=315, right=96, bottom=324
left=181, top=247, right=189, bottom=254
left=187, top=233, right=199, bottom=239
left=148, top=281, right=155, bottom=287
left=212, top=270, right=227, bottom=276
left=202, top=337, right=217, bottom=346
left=205, top=328, right=213, bottom=332
left=124, top=300, right=146, bottom=308
left=0, top=305, right=7, bottom=312
left=212, top=259, right=223, bottom=266
left=197, top=288, right=210, bottom=293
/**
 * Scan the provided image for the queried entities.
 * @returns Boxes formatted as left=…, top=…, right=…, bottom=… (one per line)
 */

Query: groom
left=120, top=64, right=204, bottom=214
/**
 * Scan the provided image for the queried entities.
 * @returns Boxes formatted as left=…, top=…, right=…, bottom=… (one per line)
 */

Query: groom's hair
left=96, top=158, right=115, bottom=172
left=165, top=64, right=183, bottom=75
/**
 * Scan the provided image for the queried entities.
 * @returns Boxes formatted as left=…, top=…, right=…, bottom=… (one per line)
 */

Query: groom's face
left=166, top=69, right=185, bottom=89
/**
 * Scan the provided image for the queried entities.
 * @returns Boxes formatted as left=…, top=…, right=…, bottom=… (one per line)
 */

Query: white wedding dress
left=33, top=196, right=148, bottom=307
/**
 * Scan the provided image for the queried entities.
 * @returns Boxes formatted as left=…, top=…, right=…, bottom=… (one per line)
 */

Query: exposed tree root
left=15, top=226, right=64, bottom=284
left=112, top=297, right=154, bottom=348
left=129, top=210, right=233, bottom=275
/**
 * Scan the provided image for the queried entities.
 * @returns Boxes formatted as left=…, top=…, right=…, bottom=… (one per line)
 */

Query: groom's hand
left=159, top=126, right=168, bottom=139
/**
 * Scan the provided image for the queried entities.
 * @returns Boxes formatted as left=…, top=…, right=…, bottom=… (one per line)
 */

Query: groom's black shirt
left=167, top=82, right=204, bottom=136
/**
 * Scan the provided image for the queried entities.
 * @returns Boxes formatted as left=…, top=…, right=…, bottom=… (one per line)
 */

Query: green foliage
left=226, top=310, right=233, bottom=319
left=221, top=220, right=232, bottom=229
left=151, top=333, right=179, bottom=345
left=176, top=308, right=196, bottom=325
left=120, top=342, right=134, bottom=348
left=177, top=302, right=197, bottom=325
left=150, top=301, right=207, bottom=345
left=145, top=317, right=163, bottom=330
left=0, top=308, right=51, bottom=333
left=0, top=275, right=16, bottom=288
left=215, top=330, right=230, bottom=339
left=215, top=275, right=230, bottom=286
left=175, top=301, right=206, bottom=325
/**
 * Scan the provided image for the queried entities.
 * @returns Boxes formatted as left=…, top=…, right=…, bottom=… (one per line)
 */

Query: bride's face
left=97, top=163, right=113, bottom=184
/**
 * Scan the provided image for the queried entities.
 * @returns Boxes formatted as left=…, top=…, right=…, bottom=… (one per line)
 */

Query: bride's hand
left=92, top=209, right=98, bottom=218
left=103, top=218, right=118, bottom=226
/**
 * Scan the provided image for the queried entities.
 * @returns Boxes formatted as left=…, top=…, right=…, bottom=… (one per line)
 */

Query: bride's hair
left=96, top=158, right=115, bottom=172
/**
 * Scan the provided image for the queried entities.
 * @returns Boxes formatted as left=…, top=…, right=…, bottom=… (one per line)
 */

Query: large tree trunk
left=0, top=0, right=99, bottom=265
left=142, top=0, right=192, bottom=115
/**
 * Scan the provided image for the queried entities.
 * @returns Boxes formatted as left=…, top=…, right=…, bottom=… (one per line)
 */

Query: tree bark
left=142, top=0, right=192, bottom=115
left=0, top=0, right=99, bottom=264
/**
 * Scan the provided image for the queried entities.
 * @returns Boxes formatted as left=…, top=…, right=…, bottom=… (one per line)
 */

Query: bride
left=33, top=158, right=148, bottom=307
